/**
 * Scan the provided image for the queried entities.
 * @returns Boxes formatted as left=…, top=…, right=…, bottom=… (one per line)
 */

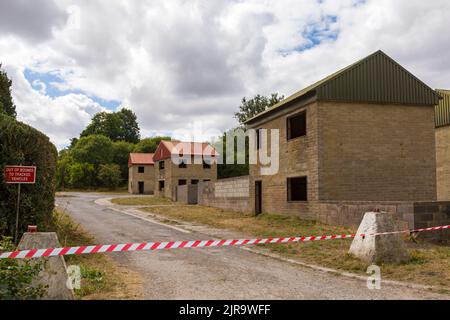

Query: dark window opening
left=203, top=179, right=211, bottom=182
left=256, top=129, right=261, bottom=150
left=159, top=161, right=165, bottom=170
left=158, top=180, right=165, bottom=191
left=203, top=161, right=211, bottom=169
left=178, top=179, right=187, bottom=186
left=287, top=177, right=307, bottom=201
left=179, top=161, right=187, bottom=169
left=191, top=179, right=199, bottom=185
left=138, top=166, right=145, bottom=173
left=287, top=111, right=306, bottom=140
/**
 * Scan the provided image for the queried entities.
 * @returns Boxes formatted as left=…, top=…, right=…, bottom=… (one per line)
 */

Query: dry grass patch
left=111, top=196, right=175, bottom=206
left=52, top=209, right=142, bottom=299
left=143, top=205, right=450, bottom=289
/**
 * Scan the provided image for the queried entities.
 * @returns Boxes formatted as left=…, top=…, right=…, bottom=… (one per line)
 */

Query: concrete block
left=348, top=212, right=410, bottom=265
left=18, top=232, right=74, bottom=300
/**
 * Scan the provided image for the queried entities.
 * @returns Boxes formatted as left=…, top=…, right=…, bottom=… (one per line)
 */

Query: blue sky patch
left=278, top=14, right=339, bottom=56
left=24, top=68, right=121, bottom=110
left=298, top=15, right=339, bottom=51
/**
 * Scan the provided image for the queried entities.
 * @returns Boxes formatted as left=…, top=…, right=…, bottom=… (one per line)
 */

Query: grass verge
left=142, top=204, right=450, bottom=289
left=52, top=209, right=142, bottom=299
left=56, top=188, right=129, bottom=195
left=111, top=196, right=175, bottom=206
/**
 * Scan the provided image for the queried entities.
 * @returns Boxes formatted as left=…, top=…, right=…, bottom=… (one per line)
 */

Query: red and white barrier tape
left=1, top=225, right=448, bottom=260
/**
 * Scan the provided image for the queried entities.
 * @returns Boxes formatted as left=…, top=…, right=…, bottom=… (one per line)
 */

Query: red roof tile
left=128, top=153, right=155, bottom=167
left=153, top=141, right=219, bottom=161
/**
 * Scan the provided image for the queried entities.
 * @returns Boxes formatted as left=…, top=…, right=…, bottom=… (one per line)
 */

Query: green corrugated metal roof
left=435, top=89, right=450, bottom=128
left=245, top=50, right=440, bottom=125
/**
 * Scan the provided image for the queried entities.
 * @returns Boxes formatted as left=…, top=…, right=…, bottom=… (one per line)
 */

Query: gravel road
left=56, top=192, right=448, bottom=300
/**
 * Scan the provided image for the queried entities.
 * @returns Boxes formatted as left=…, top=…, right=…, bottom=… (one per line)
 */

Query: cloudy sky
left=1, top=0, right=449, bottom=149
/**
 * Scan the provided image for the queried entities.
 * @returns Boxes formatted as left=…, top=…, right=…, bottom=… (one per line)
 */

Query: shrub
left=71, top=134, right=114, bottom=167
left=0, top=114, right=57, bottom=237
left=69, top=163, right=95, bottom=189
left=97, top=164, right=121, bottom=189
left=56, top=151, right=73, bottom=190
left=112, top=141, right=134, bottom=182
left=0, top=237, right=47, bottom=300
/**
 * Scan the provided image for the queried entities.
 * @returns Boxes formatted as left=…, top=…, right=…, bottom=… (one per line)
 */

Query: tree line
left=57, top=110, right=170, bottom=190
left=57, top=92, right=284, bottom=188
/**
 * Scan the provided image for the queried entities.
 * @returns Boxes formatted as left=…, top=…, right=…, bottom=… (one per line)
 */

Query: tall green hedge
left=0, top=114, right=57, bottom=237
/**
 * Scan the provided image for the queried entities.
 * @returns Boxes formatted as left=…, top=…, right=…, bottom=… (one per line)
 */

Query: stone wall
left=318, top=102, right=437, bottom=202
left=436, top=126, right=450, bottom=200
left=198, top=176, right=250, bottom=213
left=317, top=201, right=450, bottom=243
left=128, top=165, right=155, bottom=194
left=176, top=184, right=198, bottom=205
left=413, top=202, right=450, bottom=243
left=247, top=100, right=437, bottom=220
left=155, top=156, right=217, bottom=200
left=317, top=201, right=415, bottom=229
left=248, top=100, right=319, bottom=219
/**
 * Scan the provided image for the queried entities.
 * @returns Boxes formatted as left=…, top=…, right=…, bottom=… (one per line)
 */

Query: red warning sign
left=4, top=166, right=36, bottom=184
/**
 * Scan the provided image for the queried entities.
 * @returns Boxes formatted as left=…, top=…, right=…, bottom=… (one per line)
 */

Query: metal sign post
left=14, top=183, right=21, bottom=244
left=3, top=165, right=37, bottom=243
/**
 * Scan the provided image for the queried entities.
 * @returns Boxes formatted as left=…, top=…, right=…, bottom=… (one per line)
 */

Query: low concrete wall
left=317, top=201, right=415, bottom=229
left=413, top=202, right=450, bottom=243
left=317, top=201, right=450, bottom=243
left=198, top=176, right=250, bottom=213
left=176, top=184, right=198, bottom=204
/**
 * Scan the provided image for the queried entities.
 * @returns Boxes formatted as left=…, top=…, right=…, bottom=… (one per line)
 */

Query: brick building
left=435, top=89, right=450, bottom=200
left=128, top=153, right=155, bottom=194
left=153, top=140, right=218, bottom=199
left=245, top=50, right=440, bottom=220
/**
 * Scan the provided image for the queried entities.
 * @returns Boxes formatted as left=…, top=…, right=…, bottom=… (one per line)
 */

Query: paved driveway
left=56, top=192, right=448, bottom=300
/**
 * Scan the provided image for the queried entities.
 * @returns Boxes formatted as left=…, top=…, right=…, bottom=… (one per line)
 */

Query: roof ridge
left=244, top=50, right=384, bottom=124
left=245, top=50, right=439, bottom=125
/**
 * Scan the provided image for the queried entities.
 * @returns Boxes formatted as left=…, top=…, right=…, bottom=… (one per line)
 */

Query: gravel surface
left=56, top=192, right=449, bottom=300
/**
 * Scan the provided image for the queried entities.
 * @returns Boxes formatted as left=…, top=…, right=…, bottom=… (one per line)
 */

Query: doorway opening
left=138, top=181, right=144, bottom=194
left=255, top=180, right=262, bottom=215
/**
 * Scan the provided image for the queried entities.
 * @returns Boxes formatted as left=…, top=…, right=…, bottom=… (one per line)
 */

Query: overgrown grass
left=111, top=196, right=175, bottom=206
left=52, top=209, right=141, bottom=299
left=142, top=205, right=450, bottom=289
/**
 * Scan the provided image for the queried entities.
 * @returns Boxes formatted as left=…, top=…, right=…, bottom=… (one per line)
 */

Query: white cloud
left=1, top=0, right=449, bottom=149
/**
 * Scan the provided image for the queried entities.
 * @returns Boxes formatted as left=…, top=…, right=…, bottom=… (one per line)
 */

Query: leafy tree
left=80, top=108, right=140, bottom=143
left=216, top=93, right=284, bottom=178
left=69, top=163, right=95, bottom=188
left=56, top=153, right=73, bottom=190
left=112, top=141, right=134, bottom=181
left=117, top=108, right=140, bottom=144
left=133, top=136, right=171, bottom=153
left=68, top=138, right=78, bottom=150
left=0, top=64, right=17, bottom=118
left=234, top=93, right=284, bottom=126
left=97, top=164, right=121, bottom=189
left=71, top=135, right=114, bottom=167
left=215, top=130, right=249, bottom=179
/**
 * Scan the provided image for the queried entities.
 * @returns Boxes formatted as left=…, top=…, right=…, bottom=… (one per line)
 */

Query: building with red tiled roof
left=128, top=153, right=155, bottom=194
left=153, top=141, right=218, bottom=198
